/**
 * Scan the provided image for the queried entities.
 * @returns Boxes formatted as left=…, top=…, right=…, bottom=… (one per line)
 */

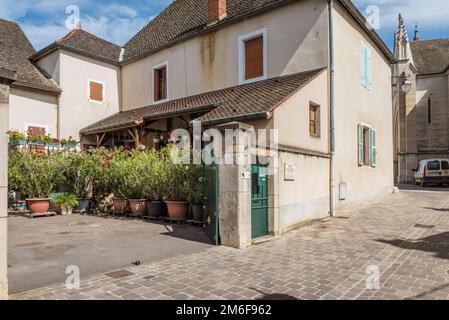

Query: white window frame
left=238, top=28, right=268, bottom=85
left=87, top=79, right=106, bottom=104
left=24, top=123, right=49, bottom=135
left=358, top=122, right=377, bottom=168
left=152, top=61, right=169, bottom=104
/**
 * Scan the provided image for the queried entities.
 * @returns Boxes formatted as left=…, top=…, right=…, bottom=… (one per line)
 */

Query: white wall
left=58, top=50, right=121, bottom=140
left=9, top=87, right=58, bottom=137
left=332, top=2, right=394, bottom=205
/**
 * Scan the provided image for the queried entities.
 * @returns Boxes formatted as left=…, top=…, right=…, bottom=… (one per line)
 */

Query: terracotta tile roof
left=411, top=38, right=449, bottom=75
left=0, top=18, right=60, bottom=92
left=30, top=28, right=122, bottom=65
left=122, top=0, right=393, bottom=64
left=80, top=68, right=325, bottom=134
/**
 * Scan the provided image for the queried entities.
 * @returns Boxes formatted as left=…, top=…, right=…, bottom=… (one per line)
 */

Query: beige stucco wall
left=332, top=2, right=394, bottom=204
left=9, top=87, right=58, bottom=137
left=36, top=50, right=60, bottom=83
left=57, top=50, right=121, bottom=139
left=274, top=70, right=328, bottom=153
left=121, top=0, right=329, bottom=110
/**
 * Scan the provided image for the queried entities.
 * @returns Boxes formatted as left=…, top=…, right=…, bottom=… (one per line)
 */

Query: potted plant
left=164, top=147, right=193, bottom=220
left=106, top=148, right=130, bottom=215
left=66, top=151, right=99, bottom=213
left=61, top=136, right=77, bottom=149
left=7, top=130, right=25, bottom=145
left=52, top=193, right=78, bottom=215
left=26, top=133, right=45, bottom=146
left=8, top=150, right=66, bottom=214
left=47, top=137, right=61, bottom=148
left=123, top=151, right=147, bottom=217
left=190, top=165, right=204, bottom=222
left=142, top=149, right=167, bottom=218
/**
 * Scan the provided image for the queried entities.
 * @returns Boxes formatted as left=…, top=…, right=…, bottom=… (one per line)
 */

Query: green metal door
left=203, top=164, right=220, bottom=245
left=251, top=164, right=269, bottom=239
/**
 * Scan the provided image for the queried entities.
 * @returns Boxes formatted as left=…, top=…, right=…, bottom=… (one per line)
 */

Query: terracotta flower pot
left=113, top=198, right=128, bottom=215
left=129, top=199, right=147, bottom=217
left=166, top=201, right=189, bottom=220
left=26, top=198, right=50, bottom=214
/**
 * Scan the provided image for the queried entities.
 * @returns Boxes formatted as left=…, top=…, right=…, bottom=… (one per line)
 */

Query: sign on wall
left=284, top=163, right=296, bottom=181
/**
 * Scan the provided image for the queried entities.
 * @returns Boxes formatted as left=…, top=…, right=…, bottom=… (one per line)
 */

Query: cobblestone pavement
left=11, top=189, right=449, bottom=300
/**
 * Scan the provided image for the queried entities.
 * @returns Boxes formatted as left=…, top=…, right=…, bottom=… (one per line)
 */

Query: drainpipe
left=56, top=93, right=61, bottom=140
left=328, top=0, right=336, bottom=217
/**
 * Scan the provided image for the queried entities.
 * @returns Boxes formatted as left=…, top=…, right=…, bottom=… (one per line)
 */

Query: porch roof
left=80, top=68, right=325, bottom=135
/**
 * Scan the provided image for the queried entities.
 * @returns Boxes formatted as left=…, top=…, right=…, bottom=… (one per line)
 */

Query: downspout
left=57, top=93, right=61, bottom=140
left=328, top=0, right=336, bottom=217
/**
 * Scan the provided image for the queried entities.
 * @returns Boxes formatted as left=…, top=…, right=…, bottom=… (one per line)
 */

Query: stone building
left=393, top=15, right=449, bottom=183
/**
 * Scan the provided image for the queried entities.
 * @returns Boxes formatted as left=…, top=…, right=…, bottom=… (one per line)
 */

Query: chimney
left=208, top=0, right=227, bottom=25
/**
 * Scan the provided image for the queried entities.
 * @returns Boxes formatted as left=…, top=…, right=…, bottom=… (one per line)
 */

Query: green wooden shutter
left=358, top=124, right=364, bottom=166
left=371, top=128, right=377, bottom=167
left=366, top=46, right=372, bottom=89
left=360, top=43, right=367, bottom=87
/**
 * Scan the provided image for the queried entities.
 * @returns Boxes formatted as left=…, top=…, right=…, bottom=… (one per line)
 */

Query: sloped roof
left=81, top=68, right=325, bottom=134
left=30, top=28, right=122, bottom=65
left=0, top=18, right=60, bottom=92
left=411, top=38, right=449, bottom=75
left=123, top=0, right=393, bottom=64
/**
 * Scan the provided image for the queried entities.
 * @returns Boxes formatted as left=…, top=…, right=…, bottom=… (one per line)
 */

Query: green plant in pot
left=123, top=151, right=147, bottom=217
left=8, top=150, right=66, bottom=214
left=190, top=164, right=205, bottom=222
left=65, top=151, right=99, bottom=213
left=51, top=193, right=78, bottom=215
left=7, top=130, right=25, bottom=145
left=142, top=149, right=168, bottom=218
left=163, top=147, right=194, bottom=220
left=106, top=148, right=131, bottom=215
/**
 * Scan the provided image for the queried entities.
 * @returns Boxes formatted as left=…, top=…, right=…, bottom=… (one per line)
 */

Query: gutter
left=328, top=0, right=336, bottom=217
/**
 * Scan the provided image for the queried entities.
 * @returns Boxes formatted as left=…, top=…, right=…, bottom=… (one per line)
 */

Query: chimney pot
left=208, top=0, right=227, bottom=25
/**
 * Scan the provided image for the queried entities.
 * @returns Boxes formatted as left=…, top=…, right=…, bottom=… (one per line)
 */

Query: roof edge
left=30, top=42, right=121, bottom=66
left=11, top=80, right=61, bottom=94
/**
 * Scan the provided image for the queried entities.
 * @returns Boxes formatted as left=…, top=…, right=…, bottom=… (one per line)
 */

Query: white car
left=413, top=159, right=449, bottom=187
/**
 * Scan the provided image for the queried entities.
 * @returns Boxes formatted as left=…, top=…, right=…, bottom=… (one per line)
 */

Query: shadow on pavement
left=377, top=231, right=449, bottom=260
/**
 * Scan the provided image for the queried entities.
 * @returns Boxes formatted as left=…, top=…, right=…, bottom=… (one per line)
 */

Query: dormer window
left=239, top=28, right=267, bottom=84
left=153, top=62, right=168, bottom=102
left=88, top=80, right=105, bottom=103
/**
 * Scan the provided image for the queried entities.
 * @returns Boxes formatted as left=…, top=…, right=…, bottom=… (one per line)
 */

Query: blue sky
left=1, top=0, right=448, bottom=50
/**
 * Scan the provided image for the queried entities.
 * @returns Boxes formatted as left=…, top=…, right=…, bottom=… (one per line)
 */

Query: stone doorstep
left=251, top=235, right=274, bottom=245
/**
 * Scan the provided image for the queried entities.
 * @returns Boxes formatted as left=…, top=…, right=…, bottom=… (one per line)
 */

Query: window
left=427, top=161, right=440, bottom=171
left=27, top=126, right=46, bottom=137
left=309, top=102, right=320, bottom=137
left=442, top=161, right=449, bottom=171
left=239, top=28, right=267, bottom=84
left=358, top=123, right=377, bottom=167
left=153, top=63, right=168, bottom=102
left=361, top=42, right=372, bottom=89
left=88, top=80, right=104, bottom=102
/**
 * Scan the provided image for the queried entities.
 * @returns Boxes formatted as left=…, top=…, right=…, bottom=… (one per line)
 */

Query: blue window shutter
left=358, top=124, right=364, bottom=166
left=371, top=128, right=377, bottom=167
left=366, top=46, right=372, bottom=89
left=361, top=45, right=367, bottom=87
